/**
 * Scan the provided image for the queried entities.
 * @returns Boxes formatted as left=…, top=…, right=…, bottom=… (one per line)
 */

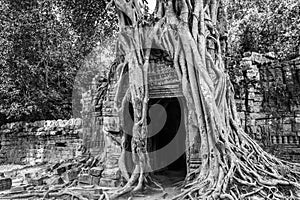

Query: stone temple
left=79, top=52, right=300, bottom=185
left=0, top=52, right=299, bottom=188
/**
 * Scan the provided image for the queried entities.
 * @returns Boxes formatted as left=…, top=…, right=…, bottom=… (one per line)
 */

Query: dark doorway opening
left=147, top=97, right=187, bottom=185
left=123, top=97, right=187, bottom=185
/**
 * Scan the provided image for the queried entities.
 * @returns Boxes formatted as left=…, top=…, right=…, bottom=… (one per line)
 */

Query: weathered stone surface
left=0, top=119, right=83, bottom=165
left=28, top=177, right=44, bottom=186
left=91, top=176, right=100, bottom=186
left=56, top=166, right=67, bottom=175
left=0, top=178, right=12, bottom=191
left=62, top=169, right=79, bottom=182
left=44, top=175, right=65, bottom=185
left=101, top=168, right=121, bottom=180
left=227, top=53, right=300, bottom=161
left=90, top=167, right=104, bottom=177
left=99, top=178, right=119, bottom=187
left=10, top=185, right=26, bottom=193
left=78, top=174, right=92, bottom=185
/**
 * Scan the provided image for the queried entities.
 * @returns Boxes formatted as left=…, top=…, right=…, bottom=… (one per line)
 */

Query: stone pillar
left=278, top=136, right=282, bottom=144
left=272, top=136, right=277, bottom=144
left=289, top=136, right=294, bottom=144
left=283, top=136, right=288, bottom=144
left=296, top=136, right=300, bottom=145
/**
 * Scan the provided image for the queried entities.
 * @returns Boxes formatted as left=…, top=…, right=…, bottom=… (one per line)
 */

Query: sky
left=147, top=0, right=156, bottom=12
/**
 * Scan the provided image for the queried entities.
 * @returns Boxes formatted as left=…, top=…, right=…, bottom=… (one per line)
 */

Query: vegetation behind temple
left=0, top=0, right=299, bottom=124
left=228, top=0, right=300, bottom=60
left=0, top=0, right=117, bottom=124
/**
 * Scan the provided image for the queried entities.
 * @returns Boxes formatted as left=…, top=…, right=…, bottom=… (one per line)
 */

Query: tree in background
left=0, top=0, right=117, bottom=124
left=228, top=0, right=300, bottom=60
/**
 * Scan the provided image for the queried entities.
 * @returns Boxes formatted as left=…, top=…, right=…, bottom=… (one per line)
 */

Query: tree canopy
left=1, top=0, right=299, bottom=124
left=0, top=0, right=117, bottom=124
left=228, top=0, right=300, bottom=60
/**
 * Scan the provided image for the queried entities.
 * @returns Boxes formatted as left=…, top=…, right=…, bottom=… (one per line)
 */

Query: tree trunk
left=109, top=0, right=300, bottom=199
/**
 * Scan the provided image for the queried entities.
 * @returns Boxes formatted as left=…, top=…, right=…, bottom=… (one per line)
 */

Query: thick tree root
left=106, top=0, right=300, bottom=199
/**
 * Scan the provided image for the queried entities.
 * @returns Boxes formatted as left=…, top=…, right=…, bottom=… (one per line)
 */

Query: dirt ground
left=0, top=164, right=185, bottom=200
left=118, top=170, right=185, bottom=200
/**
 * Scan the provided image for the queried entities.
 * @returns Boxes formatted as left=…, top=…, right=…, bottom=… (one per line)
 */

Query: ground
left=0, top=164, right=185, bottom=200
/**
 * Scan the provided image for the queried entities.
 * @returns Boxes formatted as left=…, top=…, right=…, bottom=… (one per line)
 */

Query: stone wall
left=228, top=52, right=300, bottom=162
left=0, top=119, right=83, bottom=165
left=80, top=75, right=106, bottom=156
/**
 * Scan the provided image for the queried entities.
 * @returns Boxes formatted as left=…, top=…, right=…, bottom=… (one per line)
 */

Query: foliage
left=228, top=0, right=300, bottom=60
left=0, top=0, right=117, bottom=124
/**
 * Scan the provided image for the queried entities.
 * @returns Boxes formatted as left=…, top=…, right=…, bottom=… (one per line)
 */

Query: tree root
left=1, top=191, right=88, bottom=200
left=106, top=0, right=300, bottom=199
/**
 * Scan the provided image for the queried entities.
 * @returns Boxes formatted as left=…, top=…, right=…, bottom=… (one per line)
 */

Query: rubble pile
left=0, top=153, right=121, bottom=200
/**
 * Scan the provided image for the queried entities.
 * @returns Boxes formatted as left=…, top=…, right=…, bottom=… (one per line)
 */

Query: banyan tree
left=99, top=0, right=300, bottom=199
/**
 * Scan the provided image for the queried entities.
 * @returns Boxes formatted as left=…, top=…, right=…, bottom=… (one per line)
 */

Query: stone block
left=252, top=105, right=261, bottom=113
left=63, top=169, right=80, bottom=182
left=0, top=178, right=12, bottom=191
left=90, top=167, right=104, bottom=177
left=99, top=178, right=119, bottom=187
left=282, top=117, right=292, bottom=124
left=28, top=177, right=44, bottom=186
left=91, top=176, right=100, bottom=186
left=255, top=119, right=266, bottom=126
left=44, top=176, right=65, bottom=185
left=56, top=166, right=67, bottom=175
left=247, top=100, right=254, bottom=108
left=283, top=136, right=288, bottom=144
left=293, top=123, right=300, bottom=132
left=248, top=92, right=256, bottom=100
left=10, top=185, right=26, bottom=193
left=283, top=124, right=292, bottom=132
left=248, top=87, right=258, bottom=93
left=78, top=174, right=92, bottom=185
left=105, top=158, right=119, bottom=169
left=101, top=168, right=121, bottom=180
left=247, top=71, right=260, bottom=80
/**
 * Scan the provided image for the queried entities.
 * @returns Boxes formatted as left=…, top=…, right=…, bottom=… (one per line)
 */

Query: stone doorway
left=147, top=97, right=187, bottom=184
left=123, top=97, right=187, bottom=184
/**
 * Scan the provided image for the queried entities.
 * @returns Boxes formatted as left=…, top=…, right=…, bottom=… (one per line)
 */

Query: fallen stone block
left=10, top=185, right=26, bottom=193
left=44, top=175, right=65, bottom=185
left=28, top=177, right=45, bottom=186
left=91, top=176, right=100, bottom=186
left=0, top=178, right=12, bottom=191
left=56, top=163, right=73, bottom=175
left=63, top=168, right=80, bottom=182
left=99, top=178, right=119, bottom=187
left=90, top=167, right=104, bottom=177
left=56, top=166, right=67, bottom=175
left=94, top=188, right=103, bottom=194
left=101, top=168, right=121, bottom=180
left=78, top=174, right=92, bottom=185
